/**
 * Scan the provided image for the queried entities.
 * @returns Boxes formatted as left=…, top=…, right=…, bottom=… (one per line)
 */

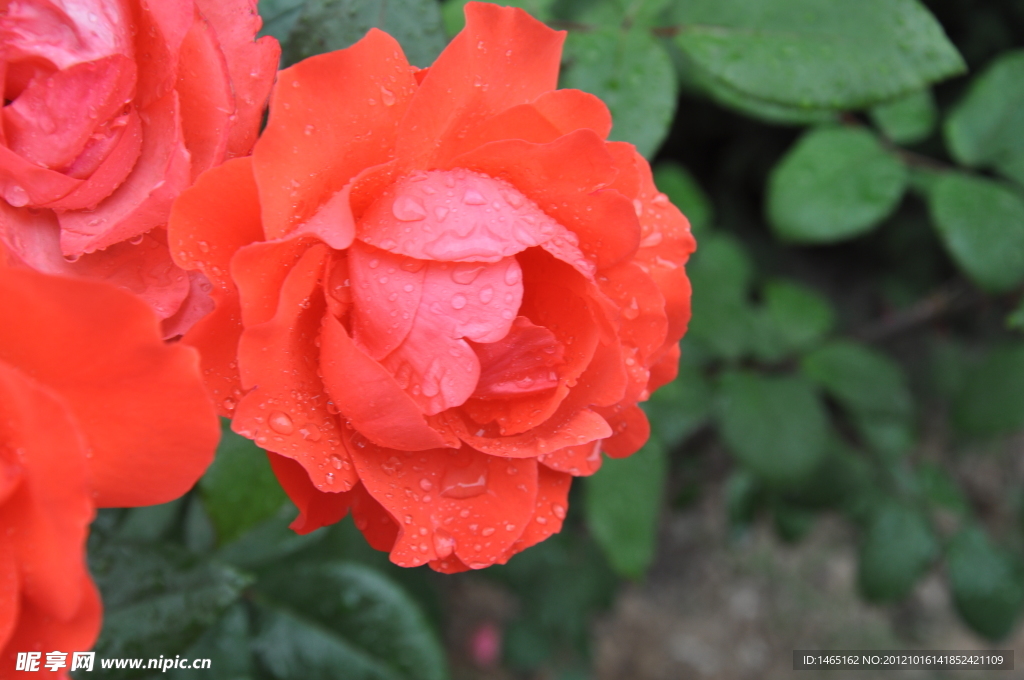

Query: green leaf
left=802, top=341, right=914, bottom=457
left=857, top=502, right=936, bottom=602
left=561, top=27, right=677, bottom=158
left=802, top=341, right=912, bottom=416
left=767, top=126, right=907, bottom=243
left=584, top=440, right=667, bottom=579
left=254, top=562, right=448, bottom=680
left=200, top=420, right=288, bottom=545
left=90, top=542, right=252, bottom=673
left=944, top=50, right=1024, bottom=186
left=953, top=344, right=1024, bottom=437
left=217, top=503, right=327, bottom=570
left=925, top=172, right=1024, bottom=292
left=870, top=89, right=937, bottom=145
left=717, top=371, right=829, bottom=486
left=671, top=0, right=965, bottom=110
left=116, top=498, right=184, bottom=543
left=725, top=470, right=763, bottom=527
left=642, top=362, right=712, bottom=447
left=258, top=0, right=306, bottom=43
left=946, top=527, right=1024, bottom=640
left=163, top=604, right=254, bottom=680
left=685, top=233, right=756, bottom=360
left=752, top=279, right=836, bottom=361
left=915, top=462, right=968, bottom=515
left=772, top=501, right=816, bottom=542
left=653, top=162, right=713, bottom=235
left=283, top=0, right=447, bottom=68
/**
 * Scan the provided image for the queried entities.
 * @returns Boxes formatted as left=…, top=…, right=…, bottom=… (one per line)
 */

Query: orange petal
left=254, top=30, right=416, bottom=241
left=452, top=130, right=640, bottom=269
left=266, top=452, right=352, bottom=535
left=320, top=313, right=449, bottom=451
left=395, top=2, right=564, bottom=168
left=0, top=268, right=219, bottom=507
left=182, top=289, right=244, bottom=417
left=169, top=156, right=264, bottom=292
left=596, top=403, right=650, bottom=458
left=234, top=243, right=358, bottom=492
left=348, top=439, right=538, bottom=569
left=505, top=465, right=571, bottom=554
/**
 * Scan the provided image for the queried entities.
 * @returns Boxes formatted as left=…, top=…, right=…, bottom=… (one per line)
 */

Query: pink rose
left=0, top=0, right=279, bottom=335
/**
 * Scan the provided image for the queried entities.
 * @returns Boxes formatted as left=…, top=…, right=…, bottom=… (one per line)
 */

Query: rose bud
left=169, top=2, right=694, bottom=571
left=0, top=0, right=279, bottom=336
left=0, top=255, right=219, bottom=672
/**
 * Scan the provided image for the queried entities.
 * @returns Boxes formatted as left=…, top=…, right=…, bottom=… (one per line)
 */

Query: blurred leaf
left=947, top=526, right=1024, bottom=640
left=254, top=562, right=448, bottom=680
left=284, top=0, right=447, bottom=68
left=803, top=341, right=914, bottom=457
left=767, top=126, right=907, bottom=243
left=161, top=604, right=254, bottom=680
left=90, top=541, right=252, bottom=674
left=926, top=172, right=1024, bottom=292
left=200, top=420, right=288, bottom=545
left=944, top=50, right=1024, bottom=186
left=653, top=162, right=713, bottom=235
left=953, top=344, right=1024, bottom=437
left=671, top=0, right=964, bottom=110
left=441, top=0, right=555, bottom=37
left=116, top=498, right=184, bottom=543
left=184, top=493, right=216, bottom=554
left=217, top=503, right=327, bottom=570
left=258, top=0, right=306, bottom=43
left=752, top=279, right=836, bottom=361
left=772, top=501, right=816, bottom=542
left=643, top=363, right=713, bottom=447
left=870, top=89, right=937, bottom=145
left=686, top=233, right=756, bottom=360
left=1009, top=296, right=1024, bottom=330
left=858, top=502, right=936, bottom=602
left=584, top=440, right=667, bottom=579
left=802, top=339, right=912, bottom=415
left=725, top=470, right=763, bottom=527
left=561, top=27, right=677, bottom=158
left=718, top=371, right=829, bottom=486
left=916, top=462, right=969, bottom=515
left=504, top=619, right=552, bottom=671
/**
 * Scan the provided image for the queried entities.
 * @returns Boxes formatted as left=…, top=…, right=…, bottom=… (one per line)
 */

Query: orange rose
left=0, top=0, right=278, bottom=336
left=170, top=2, right=694, bottom=571
left=0, top=260, right=218, bottom=675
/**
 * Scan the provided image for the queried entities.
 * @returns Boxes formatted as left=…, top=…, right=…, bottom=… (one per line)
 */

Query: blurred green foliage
left=86, top=0, right=1024, bottom=677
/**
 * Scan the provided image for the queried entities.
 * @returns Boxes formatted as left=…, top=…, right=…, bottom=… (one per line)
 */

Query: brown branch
left=853, top=281, right=980, bottom=342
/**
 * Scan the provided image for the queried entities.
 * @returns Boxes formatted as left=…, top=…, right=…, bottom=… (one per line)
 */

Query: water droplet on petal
left=441, top=459, right=489, bottom=499
left=481, top=527, right=495, bottom=536
left=299, top=423, right=322, bottom=441
left=4, top=185, right=29, bottom=207
left=325, top=472, right=335, bottom=484
left=478, top=285, right=493, bottom=304
left=503, top=262, right=521, bottom=286
left=392, top=194, right=427, bottom=221
left=330, top=455, right=344, bottom=469
left=222, top=397, right=237, bottom=411
left=622, top=297, right=640, bottom=320
left=268, top=411, right=294, bottom=434
left=552, top=503, right=566, bottom=519
left=451, top=294, right=467, bottom=310
left=451, top=263, right=485, bottom=285
left=462, top=189, right=487, bottom=205
left=419, top=478, right=433, bottom=491
left=433, top=528, right=455, bottom=558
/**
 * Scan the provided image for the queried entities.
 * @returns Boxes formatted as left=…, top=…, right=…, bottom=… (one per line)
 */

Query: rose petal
left=320, top=313, right=450, bottom=451
left=266, top=452, right=352, bottom=535
left=0, top=538, right=18, bottom=650
left=395, top=2, right=564, bottom=169
left=596, top=403, right=650, bottom=458
left=234, top=243, right=358, bottom=492
left=348, top=241, right=424, bottom=360
left=503, top=465, right=571, bottom=554
left=0, top=268, right=219, bottom=507
left=181, top=289, right=244, bottom=417
left=254, top=30, right=416, bottom=241
left=58, top=91, right=191, bottom=255
left=0, top=363, right=91, bottom=620
left=470, top=316, right=564, bottom=399
left=348, top=439, right=538, bottom=569
left=452, top=129, right=640, bottom=269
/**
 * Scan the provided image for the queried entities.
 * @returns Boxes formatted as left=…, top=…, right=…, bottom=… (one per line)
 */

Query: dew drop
left=380, top=86, right=396, bottom=106
left=632, top=199, right=644, bottom=217
left=299, top=423, right=322, bottom=441
left=268, top=411, right=294, bottom=435
left=451, top=294, right=467, bottom=310
left=481, top=527, right=495, bottom=536
left=504, top=263, right=521, bottom=285
left=441, top=459, right=489, bottom=499
left=392, top=195, right=427, bottom=221
left=433, top=528, right=455, bottom=558
left=330, top=455, right=344, bottom=470
left=478, top=285, right=494, bottom=304
left=403, top=283, right=415, bottom=292
left=462, top=188, right=487, bottom=205
left=222, top=397, right=237, bottom=411
left=451, top=263, right=485, bottom=285
left=552, top=503, right=566, bottom=519
left=129, top=234, right=145, bottom=245
left=419, top=478, right=433, bottom=491
left=4, top=185, right=29, bottom=207
left=622, top=297, right=640, bottom=320
left=325, top=472, right=335, bottom=485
